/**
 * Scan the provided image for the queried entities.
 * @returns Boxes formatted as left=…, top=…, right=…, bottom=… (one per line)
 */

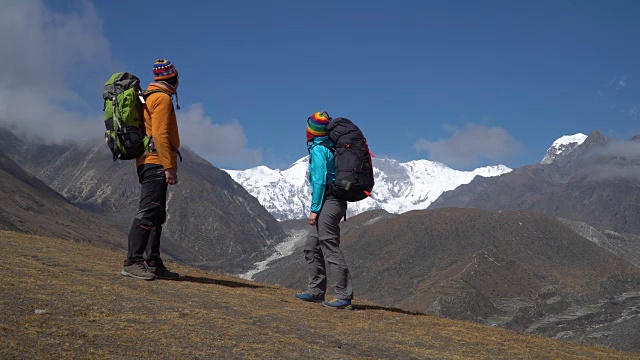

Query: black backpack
left=324, top=117, right=375, bottom=202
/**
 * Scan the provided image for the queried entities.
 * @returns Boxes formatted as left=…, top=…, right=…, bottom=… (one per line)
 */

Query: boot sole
left=120, top=269, right=156, bottom=280
left=294, top=295, right=325, bottom=303
left=323, top=305, right=354, bottom=310
left=322, top=302, right=353, bottom=310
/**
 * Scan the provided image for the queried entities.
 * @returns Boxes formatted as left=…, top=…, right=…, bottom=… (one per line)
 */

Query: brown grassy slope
left=0, top=231, right=637, bottom=359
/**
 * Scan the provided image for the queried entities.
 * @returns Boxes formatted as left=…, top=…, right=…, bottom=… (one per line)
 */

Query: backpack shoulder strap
left=318, top=138, right=335, bottom=153
left=142, top=89, right=171, bottom=99
left=307, top=139, right=335, bottom=156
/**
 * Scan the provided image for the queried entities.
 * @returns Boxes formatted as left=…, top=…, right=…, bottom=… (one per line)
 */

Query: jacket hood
left=147, top=82, right=176, bottom=95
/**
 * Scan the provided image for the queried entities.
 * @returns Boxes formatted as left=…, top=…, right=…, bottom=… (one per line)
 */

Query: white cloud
left=615, top=75, right=627, bottom=91
left=591, top=140, right=640, bottom=158
left=582, top=140, right=640, bottom=181
left=0, top=89, right=100, bottom=143
left=0, top=0, right=109, bottom=142
left=414, top=123, right=523, bottom=168
left=605, top=75, right=628, bottom=91
left=630, top=104, right=639, bottom=121
left=179, top=104, right=261, bottom=168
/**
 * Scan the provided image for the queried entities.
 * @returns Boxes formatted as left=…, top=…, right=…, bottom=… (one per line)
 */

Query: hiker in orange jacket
left=121, top=59, right=181, bottom=281
left=137, top=80, right=181, bottom=178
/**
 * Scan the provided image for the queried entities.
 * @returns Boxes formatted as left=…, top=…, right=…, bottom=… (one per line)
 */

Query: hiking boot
left=322, top=298, right=352, bottom=309
left=294, top=292, right=325, bottom=303
left=147, top=264, right=179, bottom=280
left=121, top=262, right=155, bottom=280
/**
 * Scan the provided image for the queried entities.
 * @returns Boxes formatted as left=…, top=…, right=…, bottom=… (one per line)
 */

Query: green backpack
left=102, top=72, right=152, bottom=161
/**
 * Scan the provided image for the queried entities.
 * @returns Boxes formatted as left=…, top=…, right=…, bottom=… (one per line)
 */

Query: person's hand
left=165, top=169, right=178, bottom=185
left=308, top=212, right=318, bottom=226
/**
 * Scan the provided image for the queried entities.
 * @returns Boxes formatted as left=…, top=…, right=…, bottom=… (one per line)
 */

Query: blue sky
left=3, top=1, right=640, bottom=170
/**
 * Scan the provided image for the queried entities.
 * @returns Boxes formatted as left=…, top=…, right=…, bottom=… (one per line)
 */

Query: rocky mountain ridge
left=254, top=208, right=640, bottom=353
left=0, top=128, right=286, bottom=274
left=0, top=150, right=125, bottom=246
left=430, top=131, right=640, bottom=237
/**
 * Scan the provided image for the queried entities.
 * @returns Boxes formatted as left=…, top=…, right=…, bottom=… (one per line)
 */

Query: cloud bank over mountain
left=0, top=0, right=259, bottom=169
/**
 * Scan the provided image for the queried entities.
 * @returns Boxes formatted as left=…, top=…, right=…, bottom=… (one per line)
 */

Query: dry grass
left=0, top=231, right=637, bottom=360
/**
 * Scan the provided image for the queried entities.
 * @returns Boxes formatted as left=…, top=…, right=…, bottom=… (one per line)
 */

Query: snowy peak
left=471, top=164, right=513, bottom=177
left=551, top=134, right=589, bottom=148
left=226, top=165, right=282, bottom=186
left=541, top=133, right=588, bottom=164
left=225, top=157, right=511, bottom=221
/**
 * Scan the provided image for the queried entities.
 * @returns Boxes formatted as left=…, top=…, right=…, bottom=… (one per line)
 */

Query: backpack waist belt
left=147, top=141, right=183, bottom=162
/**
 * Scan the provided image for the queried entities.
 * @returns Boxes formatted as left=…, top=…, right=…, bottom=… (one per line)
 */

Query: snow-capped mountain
left=225, top=158, right=511, bottom=221
left=540, top=133, right=588, bottom=164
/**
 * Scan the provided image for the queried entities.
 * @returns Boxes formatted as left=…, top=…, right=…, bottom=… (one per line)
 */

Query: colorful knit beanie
left=152, top=59, right=181, bottom=110
left=153, top=59, right=178, bottom=81
left=306, top=111, right=332, bottom=141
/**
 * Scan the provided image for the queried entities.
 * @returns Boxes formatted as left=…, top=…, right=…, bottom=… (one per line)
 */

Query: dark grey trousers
left=303, top=197, right=353, bottom=300
left=124, top=164, right=168, bottom=267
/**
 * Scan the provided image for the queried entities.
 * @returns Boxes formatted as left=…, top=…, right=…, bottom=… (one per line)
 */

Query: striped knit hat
left=306, top=111, right=332, bottom=141
left=153, top=59, right=178, bottom=81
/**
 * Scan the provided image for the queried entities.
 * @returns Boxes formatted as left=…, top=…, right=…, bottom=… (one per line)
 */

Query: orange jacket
left=137, top=82, right=181, bottom=170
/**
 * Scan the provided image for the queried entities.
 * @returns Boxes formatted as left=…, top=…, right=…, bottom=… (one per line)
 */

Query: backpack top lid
left=327, top=117, right=366, bottom=145
left=103, top=72, right=141, bottom=101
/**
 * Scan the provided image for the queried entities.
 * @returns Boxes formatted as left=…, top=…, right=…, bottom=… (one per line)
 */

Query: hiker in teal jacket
left=307, top=136, right=336, bottom=214
left=295, top=111, right=354, bottom=309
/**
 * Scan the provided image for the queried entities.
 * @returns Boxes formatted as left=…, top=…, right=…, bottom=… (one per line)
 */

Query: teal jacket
left=307, top=136, right=336, bottom=213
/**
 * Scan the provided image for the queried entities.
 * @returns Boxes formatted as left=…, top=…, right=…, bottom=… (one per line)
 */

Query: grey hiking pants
left=303, top=196, right=353, bottom=300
